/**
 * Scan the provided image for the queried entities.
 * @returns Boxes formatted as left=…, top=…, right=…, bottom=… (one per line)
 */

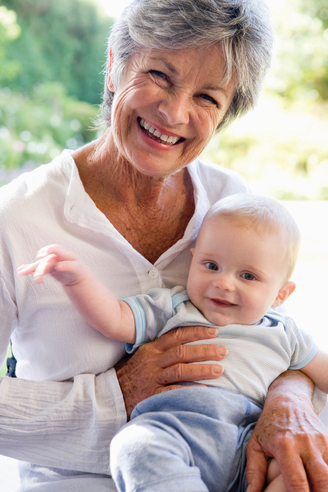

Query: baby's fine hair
left=204, top=194, right=301, bottom=280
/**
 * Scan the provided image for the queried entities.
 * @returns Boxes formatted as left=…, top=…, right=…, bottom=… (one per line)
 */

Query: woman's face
left=109, top=44, right=235, bottom=179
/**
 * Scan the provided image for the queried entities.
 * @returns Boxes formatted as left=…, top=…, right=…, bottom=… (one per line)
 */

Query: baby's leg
left=263, top=459, right=287, bottom=492
left=111, top=387, right=254, bottom=492
left=110, top=414, right=208, bottom=492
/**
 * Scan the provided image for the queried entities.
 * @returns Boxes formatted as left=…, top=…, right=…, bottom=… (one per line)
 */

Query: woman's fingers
left=305, top=454, right=328, bottom=492
left=153, top=325, right=219, bottom=350
left=117, top=326, right=227, bottom=418
left=156, top=358, right=224, bottom=386
left=158, top=341, right=227, bottom=366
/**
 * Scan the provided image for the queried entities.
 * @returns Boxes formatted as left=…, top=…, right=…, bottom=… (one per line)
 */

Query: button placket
left=148, top=269, right=159, bottom=280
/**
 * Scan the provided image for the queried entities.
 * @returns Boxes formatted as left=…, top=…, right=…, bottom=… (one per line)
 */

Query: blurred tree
left=0, top=1, right=108, bottom=177
left=0, top=81, right=99, bottom=180
left=0, top=5, right=21, bottom=82
left=2, top=0, right=113, bottom=104
left=301, top=0, right=328, bottom=28
left=267, top=0, right=328, bottom=102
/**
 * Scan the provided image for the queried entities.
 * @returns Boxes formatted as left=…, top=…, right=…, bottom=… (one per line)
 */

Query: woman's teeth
left=139, top=118, right=180, bottom=145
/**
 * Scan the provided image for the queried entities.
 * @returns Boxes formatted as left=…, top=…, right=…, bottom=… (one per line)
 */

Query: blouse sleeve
left=0, top=368, right=126, bottom=474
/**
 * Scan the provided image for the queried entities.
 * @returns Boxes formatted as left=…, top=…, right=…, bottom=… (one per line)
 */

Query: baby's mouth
left=138, top=118, right=184, bottom=145
left=211, top=298, right=236, bottom=308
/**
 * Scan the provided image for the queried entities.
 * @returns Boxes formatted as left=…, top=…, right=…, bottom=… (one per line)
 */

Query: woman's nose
left=158, top=92, right=190, bottom=126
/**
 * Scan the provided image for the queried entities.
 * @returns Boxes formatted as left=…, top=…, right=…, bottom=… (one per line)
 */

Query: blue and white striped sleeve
left=287, top=317, right=319, bottom=370
left=123, top=288, right=176, bottom=354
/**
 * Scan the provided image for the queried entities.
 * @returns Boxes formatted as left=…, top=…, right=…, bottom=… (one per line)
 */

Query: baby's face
left=187, top=216, right=291, bottom=326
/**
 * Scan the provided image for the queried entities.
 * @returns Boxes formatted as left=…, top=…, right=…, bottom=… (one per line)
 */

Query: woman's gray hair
left=99, top=0, right=274, bottom=131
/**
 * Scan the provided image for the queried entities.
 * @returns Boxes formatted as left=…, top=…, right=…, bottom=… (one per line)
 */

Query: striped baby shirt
left=124, top=286, right=318, bottom=408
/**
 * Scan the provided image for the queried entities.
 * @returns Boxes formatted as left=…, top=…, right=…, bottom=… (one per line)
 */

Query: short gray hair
left=100, top=0, right=274, bottom=130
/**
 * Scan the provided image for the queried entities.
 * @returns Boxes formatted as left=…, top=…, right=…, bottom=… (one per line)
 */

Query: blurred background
left=1, top=0, right=327, bottom=196
left=0, top=0, right=327, bottom=488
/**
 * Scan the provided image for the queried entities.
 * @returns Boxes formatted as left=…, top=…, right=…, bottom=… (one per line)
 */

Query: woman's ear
left=190, top=248, right=195, bottom=257
left=107, top=49, right=115, bottom=92
left=272, top=281, right=296, bottom=308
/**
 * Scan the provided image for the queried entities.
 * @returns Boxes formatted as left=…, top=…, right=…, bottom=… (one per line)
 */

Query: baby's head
left=187, top=194, right=301, bottom=326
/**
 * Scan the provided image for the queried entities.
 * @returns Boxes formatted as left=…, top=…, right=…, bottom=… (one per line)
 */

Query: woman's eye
left=149, top=70, right=168, bottom=81
left=205, top=262, right=218, bottom=271
left=200, top=94, right=218, bottom=106
left=241, top=273, right=256, bottom=281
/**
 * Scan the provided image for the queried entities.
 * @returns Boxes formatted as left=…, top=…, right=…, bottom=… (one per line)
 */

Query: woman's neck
left=75, top=132, right=186, bottom=212
left=72, top=134, right=195, bottom=263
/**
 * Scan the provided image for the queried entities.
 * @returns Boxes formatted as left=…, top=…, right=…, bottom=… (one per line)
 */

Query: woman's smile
left=138, top=118, right=184, bottom=146
left=137, top=117, right=185, bottom=150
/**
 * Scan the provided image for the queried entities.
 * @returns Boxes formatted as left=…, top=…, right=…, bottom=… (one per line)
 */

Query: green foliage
left=0, top=0, right=109, bottom=176
left=0, top=6, right=21, bottom=82
left=1, top=0, right=113, bottom=104
left=0, top=82, right=99, bottom=184
left=267, top=0, right=328, bottom=102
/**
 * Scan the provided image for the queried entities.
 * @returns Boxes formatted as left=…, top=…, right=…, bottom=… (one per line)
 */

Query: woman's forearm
left=0, top=369, right=126, bottom=474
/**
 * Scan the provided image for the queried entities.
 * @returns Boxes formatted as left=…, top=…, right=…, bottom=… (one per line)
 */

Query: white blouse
left=0, top=150, right=250, bottom=490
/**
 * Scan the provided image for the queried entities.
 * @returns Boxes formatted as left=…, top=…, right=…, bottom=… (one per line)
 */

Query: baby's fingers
left=32, top=254, right=59, bottom=283
left=17, top=263, right=39, bottom=276
left=36, top=244, right=77, bottom=262
left=17, top=259, right=49, bottom=283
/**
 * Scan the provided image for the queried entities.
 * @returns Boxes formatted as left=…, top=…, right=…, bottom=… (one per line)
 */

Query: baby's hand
left=17, top=244, right=85, bottom=286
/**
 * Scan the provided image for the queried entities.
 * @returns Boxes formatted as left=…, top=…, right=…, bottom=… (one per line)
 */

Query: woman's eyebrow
left=203, top=84, right=228, bottom=98
left=148, top=57, right=180, bottom=76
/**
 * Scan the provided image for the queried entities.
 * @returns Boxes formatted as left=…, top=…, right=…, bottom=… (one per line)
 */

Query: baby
left=19, top=194, right=327, bottom=492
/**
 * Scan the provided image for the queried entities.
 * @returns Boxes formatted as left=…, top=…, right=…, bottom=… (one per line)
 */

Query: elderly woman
left=0, top=0, right=327, bottom=491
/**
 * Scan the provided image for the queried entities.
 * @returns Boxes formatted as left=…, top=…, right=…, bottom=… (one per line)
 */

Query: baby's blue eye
left=205, top=262, right=218, bottom=271
left=242, top=273, right=256, bottom=281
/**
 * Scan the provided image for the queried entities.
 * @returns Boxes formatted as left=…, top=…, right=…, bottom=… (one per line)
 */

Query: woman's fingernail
left=207, top=328, right=218, bottom=335
left=213, top=365, right=224, bottom=374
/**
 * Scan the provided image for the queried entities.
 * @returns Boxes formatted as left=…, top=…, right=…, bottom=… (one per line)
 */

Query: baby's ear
left=190, top=248, right=195, bottom=258
left=272, top=281, right=296, bottom=307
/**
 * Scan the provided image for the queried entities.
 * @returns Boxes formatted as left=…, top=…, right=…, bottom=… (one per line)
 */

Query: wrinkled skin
left=246, top=371, right=328, bottom=492
left=116, top=325, right=226, bottom=418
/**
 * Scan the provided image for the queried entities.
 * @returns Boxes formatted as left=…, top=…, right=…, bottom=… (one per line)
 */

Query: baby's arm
left=18, top=244, right=136, bottom=343
left=300, top=350, right=328, bottom=394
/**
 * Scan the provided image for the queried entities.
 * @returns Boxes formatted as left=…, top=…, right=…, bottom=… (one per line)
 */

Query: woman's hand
left=116, top=325, right=227, bottom=419
left=246, top=370, right=328, bottom=492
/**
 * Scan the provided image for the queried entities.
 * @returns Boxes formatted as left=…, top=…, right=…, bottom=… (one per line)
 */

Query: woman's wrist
left=266, top=370, right=314, bottom=410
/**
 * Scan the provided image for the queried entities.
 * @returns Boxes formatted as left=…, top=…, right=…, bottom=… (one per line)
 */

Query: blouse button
left=148, top=269, right=159, bottom=280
